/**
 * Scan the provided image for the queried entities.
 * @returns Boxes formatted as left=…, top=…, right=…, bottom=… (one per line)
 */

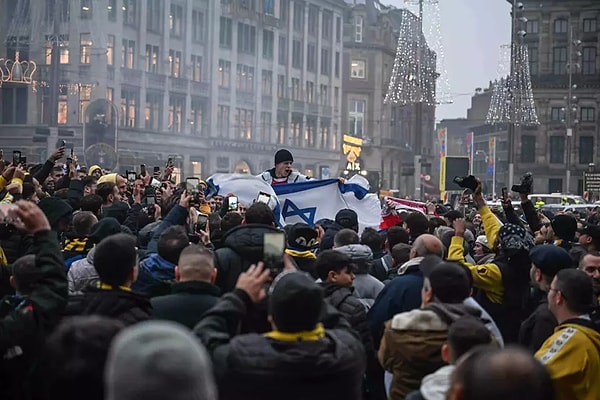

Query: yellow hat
left=199, top=203, right=212, bottom=215
left=97, top=173, right=117, bottom=184
left=88, top=165, right=102, bottom=176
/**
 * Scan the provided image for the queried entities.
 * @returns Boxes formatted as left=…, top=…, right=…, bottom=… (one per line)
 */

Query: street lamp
left=564, top=25, right=582, bottom=194
left=475, top=149, right=496, bottom=198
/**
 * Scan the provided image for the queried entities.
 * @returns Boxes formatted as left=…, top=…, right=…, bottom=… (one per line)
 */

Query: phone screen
left=127, top=172, right=137, bottom=182
left=257, top=192, right=271, bottom=204
left=228, top=196, right=238, bottom=211
left=146, top=196, right=156, bottom=205
left=140, top=164, right=147, bottom=176
left=153, top=166, right=160, bottom=174
left=186, top=178, right=200, bottom=194
left=263, top=232, right=285, bottom=276
left=167, top=157, right=174, bottom=167
left=196, top=214, right=208, bottom=231
left=12, top=151, right=21, bottom=165
left=20, top=156, right=26, bottom=166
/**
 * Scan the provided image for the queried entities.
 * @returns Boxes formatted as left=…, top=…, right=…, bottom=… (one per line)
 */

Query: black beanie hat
left=287, top=223, right=319, bottom=251
left=274, top=149, right=294, bottom=165
left=89, top=217, right=123, bottom=244
left=551, top=214, right=577, bottom=242
left=268, top=271, right=323, bottom=332
left=38, top=197, right=73, bottom=229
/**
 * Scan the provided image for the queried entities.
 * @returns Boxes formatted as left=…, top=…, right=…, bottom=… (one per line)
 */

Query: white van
left=528, top=193, right=587, bottom=205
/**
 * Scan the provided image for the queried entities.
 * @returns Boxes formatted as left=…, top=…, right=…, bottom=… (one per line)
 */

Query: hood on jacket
left=397, top=256, right=424, bottom=275
left=221, top=223, right=281, bottom=261
left=76, top=286, right=151, bottom=322
left=335, top=243, right=373, bottom=274
left=85, top=246, right=96, bottom=264
left=89, top=217, right=122, bottom=244
left=424, top=302, right=482, bottom=325
left=38, top=197, right=73, bottom=229
left=419, top=365, right=454, bottom=400
left=390, top=303, right=481, bottom=332
left=139, top=253, right=176, bottom=281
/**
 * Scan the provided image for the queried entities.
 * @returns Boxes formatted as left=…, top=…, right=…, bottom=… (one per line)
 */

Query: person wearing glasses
left=536, top=269, right=600, bottom=400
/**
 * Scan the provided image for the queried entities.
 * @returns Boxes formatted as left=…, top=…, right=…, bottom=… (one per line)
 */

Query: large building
left=342, top=0, right=436, bottom=197
left=0, top=0, right=346, bottom=179
left=513, top=0, right=600, bottom=194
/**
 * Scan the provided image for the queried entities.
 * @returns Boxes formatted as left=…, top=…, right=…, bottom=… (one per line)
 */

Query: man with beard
left=579, top=251, right=600, bottom=302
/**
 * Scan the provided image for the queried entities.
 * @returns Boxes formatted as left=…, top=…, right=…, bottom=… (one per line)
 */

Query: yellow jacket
left=536, top=320, right=600, bottom=400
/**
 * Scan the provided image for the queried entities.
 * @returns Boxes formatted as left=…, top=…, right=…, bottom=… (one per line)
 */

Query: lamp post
left=563, top=25, right=582, bottom=194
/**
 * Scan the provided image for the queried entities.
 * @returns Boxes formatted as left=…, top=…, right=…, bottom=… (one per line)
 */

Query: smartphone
left=70, top=147, right=74, bottom=157
left=127, top=171, right=137, bottom=182
left=257, top=191, right=271, bottom=204
left=146, top=195, right=156, bottom=205
left=186, top=177, right=200, bottom=194
left=140, top=164, right=147, bottom=177
left=166, top=157, right=174, bottom=167
left=66, top=157, right=72, bottom=167
left=228, top=196, right=238, bottom=211
left=196, top=213, right=208, bottom=231
left=0, top=149, right=4, bottom=159
left=19, top=156, right=26, bottom=166
left=57, top=139, right=66, bottom=148
left=153, top=166, right=160, bottom=175
left=263, top=232, right=286, bottom=277
left=12, top=151, right=21, bottom=165
left=502, top=187, right=508, bottom=200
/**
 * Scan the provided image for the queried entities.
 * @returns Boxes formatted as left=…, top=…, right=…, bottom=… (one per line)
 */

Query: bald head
left=176, top=245, right=215, bottom=282
left=411, top=234, right=444, bottom=259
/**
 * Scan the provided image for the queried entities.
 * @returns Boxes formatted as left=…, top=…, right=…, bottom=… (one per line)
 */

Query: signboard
left=584, top=172, right=600, bottom=192
left=343, top=134, right=363, bottom=171
left=440, top=156, right=470, bottom=192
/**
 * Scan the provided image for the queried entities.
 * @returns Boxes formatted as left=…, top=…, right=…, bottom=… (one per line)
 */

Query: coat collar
left=171, top=280, right=221, bottom=297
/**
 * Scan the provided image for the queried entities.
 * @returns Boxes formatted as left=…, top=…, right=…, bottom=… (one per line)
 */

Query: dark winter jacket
left=0, top=231, right=34, bottom=265
left=145, top=204, right=188, bottom=257
left=151, top=280, right=220, bottom=329
left=214, top=224, right=281, bottom=293
left=319, top=222, right=344, bottom=251
left=101, top=202, right=143, bottom=234
left=194, top=289, right=366, bottom=400
left=131, top=253, right=176, bottom=297
left=64, top=284, right=152, bottom=326
left=518, top=297, right=557, bottom=353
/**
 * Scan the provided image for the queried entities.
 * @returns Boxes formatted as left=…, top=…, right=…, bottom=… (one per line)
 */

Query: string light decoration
left=486, top=43, right=539, bottom=125
left=385, top=0, right=453, bottom=106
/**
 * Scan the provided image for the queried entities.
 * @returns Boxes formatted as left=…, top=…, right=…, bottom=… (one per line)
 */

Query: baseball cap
left=529, top=245, right=573, bottom=276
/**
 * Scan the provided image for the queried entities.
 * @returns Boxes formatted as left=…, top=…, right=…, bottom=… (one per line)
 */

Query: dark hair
left=428, top=217, right=447, bottom=234
left=53, top=187, right=69, bottom=199
left=554, top=268, right=595, bottom=314
left=333, top=228, right=360, bottom=248
left=73, top=211, right=97, bottom=237
left=94, top=233, right=137, bottom=286
left=447, top=318, right=492, bottom=363
left=315, top=250, right=352, bottom=281
left=157, top=225, right=189, bottom=264
left=444, top=210, right=464, bottom=224
left=208, top=212, right=221, bottom=231
left=387, top=226, right=410, bottom=247
left=96, top=182, right=117, bottom=204
left=80, top=195, right=103, bottom=217
left=404, top=212, right=429, bottom=238
left=81, top=176, right=97, bottom=188
left=244, top=202, right=275, bottom=225
left=221, top=211, right=243, bottom=233
left=391, top=243, right=411, bottom=266
left=12, top=255, right=38, bottom=295
left=361, top=227, right=384, bottom=253
left=43, top=316, right=124, bottom=400
left=51, top=165, right=63, bottom=173
left=427, top=262, right=471, bottom=303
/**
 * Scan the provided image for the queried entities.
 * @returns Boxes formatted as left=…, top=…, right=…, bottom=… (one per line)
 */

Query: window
left=218, top=59, right=231, bottom=87
left=583, top=18, right=597, bottom=33
left=235, top=108, right=253, bottom=140
left=60, top=47, right=70, bottom=64
left=238, top=23, right=257, bottom=54
left=351, top=59, right=366, bottom=78
left=291, top=77, right=301, bottom=101
left=335, top=52, right=340, bottom=77
left=305, top=117, right=317, bottom=147
left=278, top=36, right=287, bottom=65
left=192, top=10, right=204, bottom=42
left=190, top=98, right=204, bottom=135
left=334, top=86, right=339, bottom=110
left=293, top=1, right=304, bottom=32
left=307, top=44, right=316, bottom=72
left=169, top=4, right=183, bottom=36
left=262, top=70, right=273, bottom=95
left=320, top=48, right=329, bottom=75
left=521, top=135, right=536, bottom=163
left=168, top=50, right=181, bottom=78
left=108, top=0, right=116, bottom=21
left=355, top=16, right=363, bottom=42
left=123, top=0, right=137, bottom=26
left=191, top=55, right=202, bottom=82
left=552, top=47, right=567, bottom=74
left=217, top=105, right=230, bottom=134
left=121, top=39, right=135, bottom=69
left=322, top=11, right=332, bottom=40
left=306, top=81, right=314, bottom=103
left=280, top=0, right=288, bottom=24
left=582, top=47, right=597, bottom=75
left=277, top=74, right=285, bottom=98
left=120, top=87, right=138, bottom=128
left=319, top=84, right=328, bottom=105
left=107, top=35, right=115, bottom=66
left=349, top=100, right=365, bottom=137
left=308, top=6, right=318, bottom=36
left=145, top=45, right=159, bottom=73
left=581, top=107, right=596, bottom=122
left=550, top=107, right=563, bottom=121
left=219, top=17, right=232, bottom=48
left=106, top=87, right=113, bottom=103
left=264, top=0, right=274, bottom=15
left=336, top=16, right=341, bottom=43
left=277, top=112, right=287, bottom=144
left=548, top=178, right=563, bottom=193
left=145, top=92, right=162, bottom=130
left=80, top=33, right=92, bottom=64
left=78, top=84, right=92, bottom=123
left=263, top=30, right=274, bottom=59
left=526, top=20, right=538, bottom=34
left=550, top=136, right=565, bottom=164
left=147, top=0, right=162, bottom=32
left=580, top=136, right=594, bottom=164
left=320, top=119, right=330, bottom=149
left=260, top=111, right=271, bottom=142
left=528, top=47, right=538, bottom=75
left=168, top=96, right=185, bottom=132
left=58, top=86, right=68, bottom=124
left=291, top=115, right=302, bottom=146
left=236, top=64, right=254, bottom=93
left=554, top=19, right=568, bottom=33
left=292, top=40, right=302, bottom=69
left=80, top=0, right=92, bottom=19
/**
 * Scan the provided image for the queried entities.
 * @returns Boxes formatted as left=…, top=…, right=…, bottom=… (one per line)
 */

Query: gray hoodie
left=419, top=365, right=454, bottom=400
left=67, top=247, right=99, bottom=295
left=334, top=243, right=383, bottom=310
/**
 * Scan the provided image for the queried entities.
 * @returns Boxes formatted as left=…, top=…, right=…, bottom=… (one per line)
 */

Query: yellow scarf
left=97, top=282, right=131, bottom=292
left=284, top=249, right=317, bottom=259
left=264, top=323, right=325, bottom=342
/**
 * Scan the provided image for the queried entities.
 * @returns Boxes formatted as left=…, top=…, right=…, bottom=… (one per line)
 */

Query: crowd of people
left=0, top=145, right=599, bottom=400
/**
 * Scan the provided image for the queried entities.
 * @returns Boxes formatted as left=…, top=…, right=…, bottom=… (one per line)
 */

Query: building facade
left=342, top=0, right=436, bottom=196
left=514, top=0, right=600, bottom=194
left=0, top=0, right=346, bottom=179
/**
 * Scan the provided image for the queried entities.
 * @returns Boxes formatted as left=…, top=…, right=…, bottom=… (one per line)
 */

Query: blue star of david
left=281, top=199, right=316, bottom=226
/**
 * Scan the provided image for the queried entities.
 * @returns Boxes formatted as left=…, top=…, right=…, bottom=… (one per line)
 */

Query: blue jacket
left=132, top=253, right=176, bottom=297
left=367, top=259, right=424, bottom=347
left=145, top=205, right=188, bottom=257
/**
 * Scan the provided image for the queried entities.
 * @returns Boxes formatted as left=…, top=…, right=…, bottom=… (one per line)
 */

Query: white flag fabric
left=206, top=173, right=279, bottom=210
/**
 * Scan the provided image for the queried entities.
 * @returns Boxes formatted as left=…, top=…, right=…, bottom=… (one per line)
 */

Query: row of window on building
left=520, top=134, right=595, bottom=165
left=525, top=17, right=598, bottom=36
left=550, top=106, right=596, bottom=123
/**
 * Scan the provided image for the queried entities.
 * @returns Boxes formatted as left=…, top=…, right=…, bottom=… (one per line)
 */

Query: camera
left=511, top=172, right=533, bottom=194
left=453, top=175, right=479, bottom=192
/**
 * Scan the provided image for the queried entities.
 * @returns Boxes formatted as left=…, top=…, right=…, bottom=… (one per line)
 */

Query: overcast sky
left=387, top=0, right=512, bottom=121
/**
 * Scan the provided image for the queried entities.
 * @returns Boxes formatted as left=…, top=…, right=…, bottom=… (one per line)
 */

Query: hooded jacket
left=405, top=365, right=454, bottom=400
left=214, top=223, right=281, bottom=293
left=67, top=247, right=98, bottom=295
left=258, top=168, right=309, bottom=185
left=131, top=253, right=176, bottom=297
left=379, top=303, right=481, bottom=400
left=335, top=244, right=383, bottom=310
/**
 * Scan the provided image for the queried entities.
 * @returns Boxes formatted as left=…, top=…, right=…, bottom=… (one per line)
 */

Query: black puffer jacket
left=214, top=224, right=281, bottom=293
left=1, top=231, right=34, bottom=265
